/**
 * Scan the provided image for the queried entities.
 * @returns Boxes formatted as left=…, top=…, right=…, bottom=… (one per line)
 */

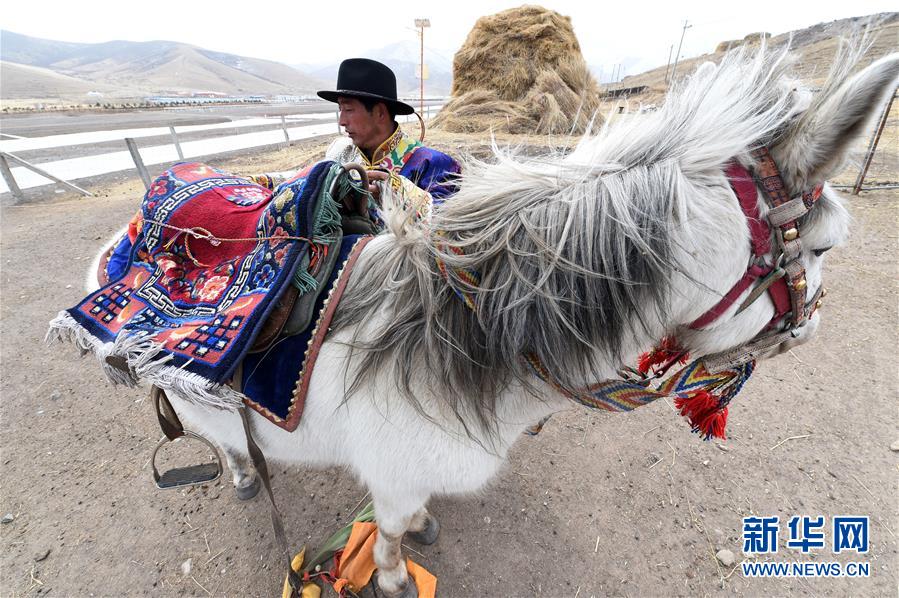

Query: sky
left=2, top=0, right=896, bottom=76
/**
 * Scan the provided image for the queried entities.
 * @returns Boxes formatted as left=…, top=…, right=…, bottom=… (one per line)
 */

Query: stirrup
left=151, top=431, right=223, bottom=489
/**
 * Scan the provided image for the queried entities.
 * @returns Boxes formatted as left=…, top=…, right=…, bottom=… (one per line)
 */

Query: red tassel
left=638, top=336, right=689, bottom=376
left=674, top=391, right=729, bottom=440
left=637, top=351, right=656, bottom=375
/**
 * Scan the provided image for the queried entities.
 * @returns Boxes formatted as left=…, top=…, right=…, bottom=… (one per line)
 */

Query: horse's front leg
left=372, top=492, right=430, bottom=598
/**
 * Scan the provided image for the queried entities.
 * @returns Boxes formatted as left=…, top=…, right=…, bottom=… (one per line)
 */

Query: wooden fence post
left=852, top=88, right=896, bottom=195
left=0, top=153, right=25, bottom=202
left=1, top=151, right=92, bottom=197
left=169, top=126, right=184, bottom=160
left=280, top=116, right=291, bottom=146
left=125, top=138, right=151, bottom=190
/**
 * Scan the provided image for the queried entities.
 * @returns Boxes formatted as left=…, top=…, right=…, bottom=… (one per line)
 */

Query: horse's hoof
left=396, top=580, right=419, bottom=598
left=406, top=515, right=440, bottom=545
left=235, top=476, right=260, bottom=500
left=378, top=577, right=418, bottom=598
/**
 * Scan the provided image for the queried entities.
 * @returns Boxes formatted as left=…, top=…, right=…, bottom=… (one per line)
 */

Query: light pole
left=669, top=20, right=692, bottom=87
left=414, top=18, right=430, bottom=116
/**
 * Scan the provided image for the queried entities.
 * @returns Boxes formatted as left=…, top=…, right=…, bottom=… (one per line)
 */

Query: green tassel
left=309, top=163, right=350, bottom=243
left=292, top=268, right=318, bottom=293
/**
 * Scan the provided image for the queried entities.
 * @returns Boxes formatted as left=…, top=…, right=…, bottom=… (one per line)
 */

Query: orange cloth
left=333, top=522, right=436, bottom=598
left=127, top=209, right=143, bottom=244
left=406, top=559, right=437, bottom=597
left=333, top=522, right=379, bottom=593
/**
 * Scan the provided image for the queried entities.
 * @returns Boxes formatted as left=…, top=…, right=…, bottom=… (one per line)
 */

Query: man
left=256, top=58, right=460, bottom=233
left=103, top=59, right=458, bottom=280
left=317, top=57, right=461, bottom=214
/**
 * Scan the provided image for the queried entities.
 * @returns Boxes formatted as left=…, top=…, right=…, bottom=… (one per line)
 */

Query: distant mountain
left=298, top=40, right=454, bottom=97
left=0, top=30, right=328, bottom=99
left=0, top=60, right=142, bottom=99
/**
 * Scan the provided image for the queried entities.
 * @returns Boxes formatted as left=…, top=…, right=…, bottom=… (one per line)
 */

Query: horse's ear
left=772, top=53, right=899, bottom=193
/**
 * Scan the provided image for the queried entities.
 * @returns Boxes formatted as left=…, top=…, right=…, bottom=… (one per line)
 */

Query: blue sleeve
left=106, top=234, right=133, bottom=281
left=400, top=148, right=461, bottom=201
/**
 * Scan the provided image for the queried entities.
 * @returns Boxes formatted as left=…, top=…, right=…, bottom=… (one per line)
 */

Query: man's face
left=337, top=97, right=381, bottom=152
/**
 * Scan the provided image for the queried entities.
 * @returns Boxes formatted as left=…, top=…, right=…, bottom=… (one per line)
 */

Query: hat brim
left=317, top=90, right=416, bottom=115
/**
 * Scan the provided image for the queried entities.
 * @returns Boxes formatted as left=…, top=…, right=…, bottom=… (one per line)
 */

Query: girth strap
left=152, top=385, right=185, bottom=441
left=228, top=362, right=303, bottom=596
left=239, top=407, right=303, bottom=595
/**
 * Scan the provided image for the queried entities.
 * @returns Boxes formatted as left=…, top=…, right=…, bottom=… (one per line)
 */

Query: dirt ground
left=0, top=139, right=896, bottom=597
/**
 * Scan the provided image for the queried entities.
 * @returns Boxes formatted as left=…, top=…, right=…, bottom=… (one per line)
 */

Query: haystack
left=715, top=32, right=772, bottom=54
left=432, top=5, right=601, bottom=135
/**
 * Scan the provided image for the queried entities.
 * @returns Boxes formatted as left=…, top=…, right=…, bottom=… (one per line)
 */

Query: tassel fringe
left=293, top=268, right=319, bottom=294
left=47, top=310, right=243, bottom=410
left=674, top=391, right=729, bottom=440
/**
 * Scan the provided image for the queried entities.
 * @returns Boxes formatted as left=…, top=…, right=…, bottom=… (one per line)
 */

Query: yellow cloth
left=281, top=547, right=322, bottom=598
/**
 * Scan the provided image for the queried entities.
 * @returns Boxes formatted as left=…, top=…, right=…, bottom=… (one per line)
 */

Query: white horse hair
left=79, top=41, right=899, bottom=597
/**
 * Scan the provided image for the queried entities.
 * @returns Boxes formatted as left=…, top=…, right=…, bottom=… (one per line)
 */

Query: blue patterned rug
left=49, top=161, right=341, bottom=409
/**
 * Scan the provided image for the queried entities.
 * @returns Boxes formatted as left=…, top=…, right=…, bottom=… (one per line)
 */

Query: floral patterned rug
left=49, top=160, right=340, bottom=408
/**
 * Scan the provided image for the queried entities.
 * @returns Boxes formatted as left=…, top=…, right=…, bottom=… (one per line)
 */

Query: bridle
left=690, top=146, right=827, bottom=372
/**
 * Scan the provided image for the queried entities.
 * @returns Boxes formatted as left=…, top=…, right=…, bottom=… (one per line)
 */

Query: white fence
left=0, top=104, right=443, bottom=199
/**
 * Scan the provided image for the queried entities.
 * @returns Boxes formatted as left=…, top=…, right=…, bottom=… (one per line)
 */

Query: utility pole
left=414, top=19, right=430, bottom=116
left=669, top=20, right=692, bottom=87
left=664, top=44, right=674, bottom=83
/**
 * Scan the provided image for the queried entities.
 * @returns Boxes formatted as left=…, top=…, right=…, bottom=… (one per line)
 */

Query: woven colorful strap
left=525, top=353, right=755, bottom=439
left=433, top=234, right=480, bottom=311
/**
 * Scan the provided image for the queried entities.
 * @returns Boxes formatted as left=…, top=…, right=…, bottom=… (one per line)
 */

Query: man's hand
left=367, top=170, right=389, bottom=203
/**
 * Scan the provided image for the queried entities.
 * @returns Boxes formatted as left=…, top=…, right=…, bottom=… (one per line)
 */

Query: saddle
left=250, top=163, right=376, bottom=352
left=93, top=162, right=378, bottom=357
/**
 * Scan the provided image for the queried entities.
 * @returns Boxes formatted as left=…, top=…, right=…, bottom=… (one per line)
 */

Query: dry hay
left=432, top=5, right=601, bottom=136
left=715, top=32, right=772, bottom=53
left=715, top=39, right=743, bottom=53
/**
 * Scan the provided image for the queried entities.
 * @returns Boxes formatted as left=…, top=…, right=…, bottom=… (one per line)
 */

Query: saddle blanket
left=242, top=235, right=374, bottom=430
left=49, top=160, right=341, bottom=409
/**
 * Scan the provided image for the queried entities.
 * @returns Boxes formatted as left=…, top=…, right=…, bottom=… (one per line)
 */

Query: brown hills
left=0, top=30, right=327, bottom=102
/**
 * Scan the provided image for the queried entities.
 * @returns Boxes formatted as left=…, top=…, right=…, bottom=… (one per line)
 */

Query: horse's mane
left=330, top=41, right=865, bottom=436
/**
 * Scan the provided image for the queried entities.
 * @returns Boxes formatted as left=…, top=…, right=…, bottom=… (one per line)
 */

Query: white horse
left=80, top=46, right=898, bottom=597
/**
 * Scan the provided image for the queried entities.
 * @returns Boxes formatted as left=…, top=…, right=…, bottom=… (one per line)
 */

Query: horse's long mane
left=330, top=42, right=864, bottom=435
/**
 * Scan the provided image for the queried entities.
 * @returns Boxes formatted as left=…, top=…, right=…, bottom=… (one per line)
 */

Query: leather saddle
left=250, top=163, right=376, bottom=352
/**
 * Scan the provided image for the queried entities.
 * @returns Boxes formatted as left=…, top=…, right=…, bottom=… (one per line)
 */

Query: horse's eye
left=812, top=247, right=832, bottom=257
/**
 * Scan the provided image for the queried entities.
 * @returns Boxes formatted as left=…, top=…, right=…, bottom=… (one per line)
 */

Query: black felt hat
left=317, top=58, right=415, bottom=116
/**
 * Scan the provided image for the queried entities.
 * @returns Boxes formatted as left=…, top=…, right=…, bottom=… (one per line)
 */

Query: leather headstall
left=688, top=146, right=826, bottom=358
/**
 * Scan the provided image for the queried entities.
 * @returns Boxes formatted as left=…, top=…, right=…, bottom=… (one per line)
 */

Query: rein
left=433, top=146, right=827, bottom=439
